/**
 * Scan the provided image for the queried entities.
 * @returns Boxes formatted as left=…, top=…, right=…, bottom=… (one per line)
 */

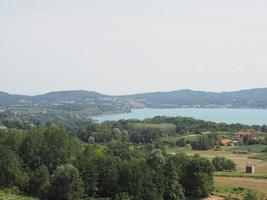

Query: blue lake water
left=92, top=108, right=267, bottom=125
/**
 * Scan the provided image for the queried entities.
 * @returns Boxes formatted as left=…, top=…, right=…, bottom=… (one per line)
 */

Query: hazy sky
left=1, top=0, right=267, bottom=95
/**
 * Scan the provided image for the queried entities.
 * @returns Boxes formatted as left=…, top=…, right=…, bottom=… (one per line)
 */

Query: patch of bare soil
left=201, top=195, right=225, bottom=200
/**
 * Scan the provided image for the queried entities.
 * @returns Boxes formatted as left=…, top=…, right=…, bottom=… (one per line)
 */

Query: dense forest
left=1, top=114, right=267, bottom=199
left=0, top=123, right=214, bottom=200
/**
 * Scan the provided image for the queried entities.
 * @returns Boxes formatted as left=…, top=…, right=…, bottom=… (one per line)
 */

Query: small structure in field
left=245, top=164, right=255, bottom=173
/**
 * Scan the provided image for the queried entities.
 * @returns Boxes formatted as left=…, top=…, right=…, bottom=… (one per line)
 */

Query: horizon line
left=1, top=87, right=267, bottom=97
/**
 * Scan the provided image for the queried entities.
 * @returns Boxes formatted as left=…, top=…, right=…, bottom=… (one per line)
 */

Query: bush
left=244, top=190, right=258, bottom=200
left=212, top=156, right=236, bottom=171
left=176, top=139, right=186, bottom=147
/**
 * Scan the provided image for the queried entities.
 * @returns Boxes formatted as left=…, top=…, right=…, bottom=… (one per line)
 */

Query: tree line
left=0, top=123, right=214, bottom=200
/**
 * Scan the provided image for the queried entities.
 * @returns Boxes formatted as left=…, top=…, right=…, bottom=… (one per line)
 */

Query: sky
left=1, top=0, right=267, bottom=95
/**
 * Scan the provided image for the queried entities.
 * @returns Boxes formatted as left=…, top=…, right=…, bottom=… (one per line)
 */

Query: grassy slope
left=164, top=132, right=267, bottom=198
left=0, top=190, right=37, bottom=200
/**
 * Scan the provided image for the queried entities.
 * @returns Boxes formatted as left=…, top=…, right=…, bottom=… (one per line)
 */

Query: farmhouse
left=235, top=130, right=257, bottom=143
left=219, top=139, right=233, bottom=146
left=245, top=164, right=255, bottom=173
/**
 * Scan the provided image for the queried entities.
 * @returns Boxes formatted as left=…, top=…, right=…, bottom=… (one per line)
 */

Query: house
left=235, top=130, right=257, bottom=143
left=219, top=139, right=233, bottom=146
left=245, top=164, right=255, bottom=173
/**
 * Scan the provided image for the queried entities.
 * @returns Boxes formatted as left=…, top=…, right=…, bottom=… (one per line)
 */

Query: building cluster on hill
left=219, top=130, right=259, bottom=146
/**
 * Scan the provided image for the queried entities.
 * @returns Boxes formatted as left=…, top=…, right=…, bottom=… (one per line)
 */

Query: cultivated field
left=167, top=140, right=267, bottom=198
left=214, top=177, right=267, bottom=199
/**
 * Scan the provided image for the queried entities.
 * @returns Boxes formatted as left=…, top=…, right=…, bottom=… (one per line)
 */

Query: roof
left=235, top=130, right=257, bottom=137
left=220, top=139, right=232, bottom=145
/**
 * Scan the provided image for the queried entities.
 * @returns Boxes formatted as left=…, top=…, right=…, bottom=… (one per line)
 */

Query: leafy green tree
left=183, top=155, right=214, bottom=197
left=0, top=145, right=28, bottom=188
left=51, top=164, right=84, bottom=200
left=19, top=129, right=44, bottom=170
left=176, top=138, right=186, bottom=147
left=97, top=156, right=119, bottom=197
left=122, top=130, right=129, bottom=142
left=147, top=149, right=166, bottom=171
left=163, top=162, right=185, bottom=200
left=4, top=130, right=26, bottom=152
left=147, top=149, right=166, bottom=198
left=212, top=156, right=236, bottom=171
left=117, top=161, right=158, bottom=200
left=113, top=128, right=122, bottom=140
left=40, top=125, right=82, bottom=172
left=76, top=146, right=99, bottom=197
left=28, top=165, right=51, bottom=199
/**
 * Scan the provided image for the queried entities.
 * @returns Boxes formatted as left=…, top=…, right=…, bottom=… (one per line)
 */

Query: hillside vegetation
left=2, top=88, right=267, bottom=123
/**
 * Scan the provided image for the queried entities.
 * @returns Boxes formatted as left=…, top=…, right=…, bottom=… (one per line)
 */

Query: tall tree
left=163, top=161, right=185, bottom=200
left=51, top=164, right=84, bottom=200
left=0, top=145, right=27, bottom=188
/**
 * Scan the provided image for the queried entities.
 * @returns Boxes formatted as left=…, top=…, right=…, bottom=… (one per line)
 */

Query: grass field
left=228, top=144, right=267, bottom=153
left=0, top=190, right=37, bottom=200
left=214, top=177, right=267, bottom=199
left=167, top=140, right=267, bottom=198
left=170, top=147, right=267, bottom=174
left=249, top=153, right=267, bottom=161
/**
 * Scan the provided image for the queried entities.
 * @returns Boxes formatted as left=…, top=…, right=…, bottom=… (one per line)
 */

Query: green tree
left=147, top=149, right=166, bottom=171
left=212, top=156, right=236, bottom=171
left=19, top=129, right=44, bottom=170
left=40, top=125, right=82, bottom=172
left=122, top=130, right=129, bottom=142
left=147, top=149, right=166, bottom=198
left=176, top=138, right=186, bottom=147
left=163, top=161, right=185, bottom=200
left=51, top=164, right=84, bottom=200
left=28, top=165, right=51, bottom=199
left=0, top=145, right=28, bottom=188
left=183, top=155, right=214, bottom=197
left=113, top=128, right=122, bottom=140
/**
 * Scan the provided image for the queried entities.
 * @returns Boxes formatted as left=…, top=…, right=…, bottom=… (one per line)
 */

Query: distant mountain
left=0, top=92, right=28, bottom=106
left=0, top=90, right=106, bottom=106
left=1, top=88, right=267, bottom=123
left=127, top=88, right=267, bottom=108
left=2, top=88, right=267, bottom=108
left=32, top=90, right=106, bottom=104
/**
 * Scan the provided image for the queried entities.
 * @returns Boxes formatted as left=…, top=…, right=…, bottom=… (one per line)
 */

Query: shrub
left=212, top=156, right=236, bottom=171
left=244, top=190, right=258, bottom=200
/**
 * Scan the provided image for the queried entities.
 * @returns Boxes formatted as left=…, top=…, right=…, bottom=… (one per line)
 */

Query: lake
left=92, top=108, right=267, bottom=125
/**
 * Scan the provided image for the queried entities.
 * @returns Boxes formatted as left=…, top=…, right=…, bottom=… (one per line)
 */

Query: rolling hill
left=1, top=88, right=267, bottom=123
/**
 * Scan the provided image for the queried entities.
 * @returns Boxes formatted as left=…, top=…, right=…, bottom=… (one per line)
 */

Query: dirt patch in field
left=201, top=195, right=224, bottom=200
